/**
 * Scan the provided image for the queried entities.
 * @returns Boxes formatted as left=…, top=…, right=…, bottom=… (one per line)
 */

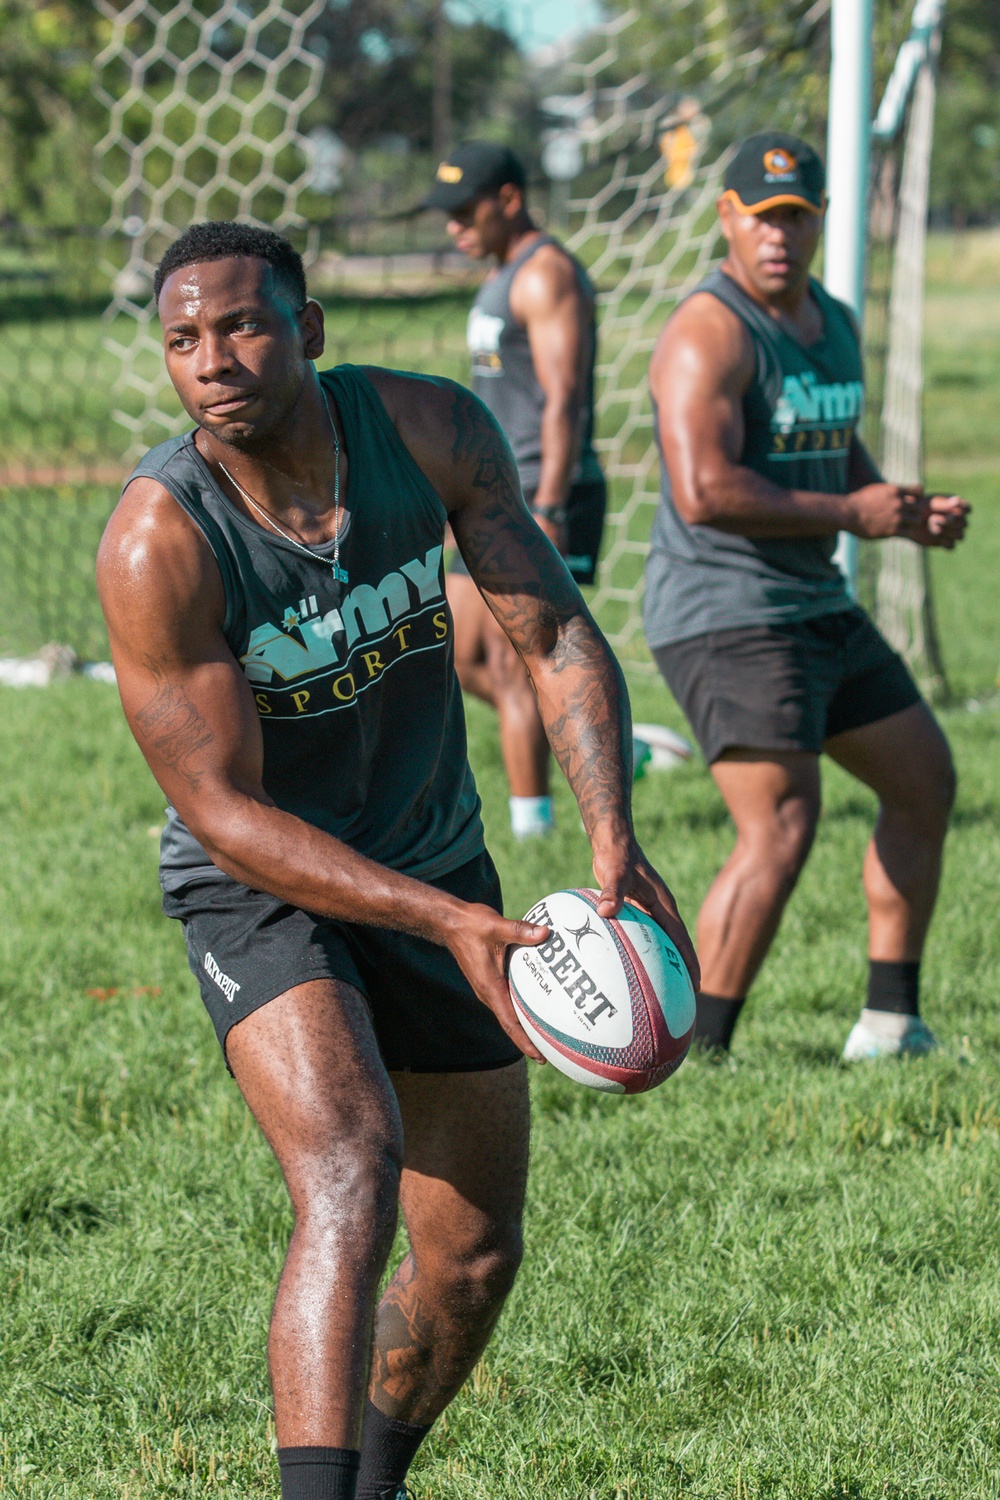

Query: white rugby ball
left=507, top=889, right=696, bottom=1093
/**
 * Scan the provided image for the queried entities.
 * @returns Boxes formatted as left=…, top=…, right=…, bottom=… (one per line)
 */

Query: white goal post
left=826, top=0, right=949, bottom=697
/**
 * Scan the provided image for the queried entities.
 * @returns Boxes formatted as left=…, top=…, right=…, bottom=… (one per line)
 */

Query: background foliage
left=0, top=0, right=995, bottom=237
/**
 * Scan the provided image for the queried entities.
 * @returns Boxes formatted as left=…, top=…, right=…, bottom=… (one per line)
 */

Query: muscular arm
left=510, top=245, right=593, bottom=518
left=96, top=480, right=549, bottom=1056
left=376, top=369, right=698, bottom=981
left=653, top=294, right=968, bottom=548
left=394, top=375, right=630, bottom=846
left=651, top=294, right=855, bottom=538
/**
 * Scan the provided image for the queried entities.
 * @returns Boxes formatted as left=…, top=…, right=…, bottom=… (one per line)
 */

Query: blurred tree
left=0, top=0, right=992, bottom=230
left=572, top=0, right=833, bottom=141
left=0, top=0, right=105, bottom=224
left=307, top=0, right=518, bottom=153
left=931, top=0, right=1000, bottom=224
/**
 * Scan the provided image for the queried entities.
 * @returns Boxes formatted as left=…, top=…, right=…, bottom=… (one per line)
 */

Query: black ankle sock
left=356, top=1400, right=431, bottom=1500
left=278, top=1447, right=360, bottom=1500
left=693, top=993, right=745, bottom=1052
left=867, top=959, right=920, bottom=1016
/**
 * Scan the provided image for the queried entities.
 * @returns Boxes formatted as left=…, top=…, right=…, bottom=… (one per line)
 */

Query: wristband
left=531, top=504, right=566, bottom=523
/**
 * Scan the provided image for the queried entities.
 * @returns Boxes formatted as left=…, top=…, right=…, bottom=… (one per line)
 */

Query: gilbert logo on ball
left=508, top=889, right=696, bottom=1093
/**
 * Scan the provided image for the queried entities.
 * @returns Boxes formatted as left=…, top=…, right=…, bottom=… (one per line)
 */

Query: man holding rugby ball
left=97, top=221, right=697, bottom=1500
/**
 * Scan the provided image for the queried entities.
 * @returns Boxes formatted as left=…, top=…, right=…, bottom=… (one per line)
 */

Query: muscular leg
left=697, top=752, right=822, bottom=1000
left=447, top=571, right=550, bottom=800
left=825, top=702, right=956, bottom=961
left=226, top=979, right=404, bottom=1449
left=481, top=607, right=550, bottom=799
left=447, top=571, right=494, bottom=706
left=369, top=1060, right=530, bottom=1424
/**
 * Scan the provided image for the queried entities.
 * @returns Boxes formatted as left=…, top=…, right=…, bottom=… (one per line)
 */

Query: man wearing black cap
left=644, top=132, right=969, bottom=1058
left=423, top=141, right=607, bottom=840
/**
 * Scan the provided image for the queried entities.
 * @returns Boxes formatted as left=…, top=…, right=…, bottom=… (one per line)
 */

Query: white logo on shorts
left=204, top=951, right=241, bottom=1004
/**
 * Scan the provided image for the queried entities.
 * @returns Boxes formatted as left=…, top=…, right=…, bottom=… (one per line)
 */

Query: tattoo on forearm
left=134, top=658, right=213, bottom=790
left=448, top=388, right=632, bottom=838
left=542, top=616, right=633, bottom=838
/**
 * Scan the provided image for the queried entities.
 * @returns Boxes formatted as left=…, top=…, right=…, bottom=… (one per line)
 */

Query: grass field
left=1, top=235, right=999, bottom=1499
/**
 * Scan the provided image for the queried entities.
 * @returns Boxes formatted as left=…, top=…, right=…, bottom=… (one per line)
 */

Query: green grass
left=1, top=235, right=999, bottom=1498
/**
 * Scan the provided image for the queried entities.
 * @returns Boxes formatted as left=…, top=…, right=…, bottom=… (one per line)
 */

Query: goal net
left=864, top=0, right=949, bottom=699
left=0, top=0, right=943, bottom=690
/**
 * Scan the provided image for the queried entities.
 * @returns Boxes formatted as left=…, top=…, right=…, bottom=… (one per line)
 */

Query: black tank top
left=124, top=365, right=485, bottom=892
left=468, top=234, right=603, bottom=489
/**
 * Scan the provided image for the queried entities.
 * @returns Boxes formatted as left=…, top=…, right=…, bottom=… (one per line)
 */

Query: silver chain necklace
left=215, top=392, right=348, bottom=584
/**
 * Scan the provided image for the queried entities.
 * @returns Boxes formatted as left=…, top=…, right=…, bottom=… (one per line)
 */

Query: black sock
left=867, top=959, right=920, bottom=1016
left=356, top=1400, right=431, bottom=1500
left=693, top=993, right=745, bottom=1052
left=278, top=1447, right=360, bottom=1500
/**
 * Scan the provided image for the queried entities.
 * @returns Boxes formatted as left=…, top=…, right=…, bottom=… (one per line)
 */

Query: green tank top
left=124, top=364, right=485, bottom=892
left=645, top=270, right=861, bottom=647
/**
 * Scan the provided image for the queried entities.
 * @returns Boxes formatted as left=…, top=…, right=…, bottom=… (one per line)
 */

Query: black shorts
left=162, top=850, right=521, bottom=1074
left=653, top=607, right=922, bottom=765
left=449, top=477, right=607, bottom=586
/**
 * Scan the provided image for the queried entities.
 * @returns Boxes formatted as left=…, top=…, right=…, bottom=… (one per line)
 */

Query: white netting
left=87, top=0, right=831, bottom=670
left=94, top=0, right=327, bottom=453
left=6, top=0, right=949, bottom=681
left=871, top=14, right=948, bottom=699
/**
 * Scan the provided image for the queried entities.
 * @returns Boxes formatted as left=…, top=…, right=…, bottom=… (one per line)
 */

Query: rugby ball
left=508, top=889, right=696, bottom=1093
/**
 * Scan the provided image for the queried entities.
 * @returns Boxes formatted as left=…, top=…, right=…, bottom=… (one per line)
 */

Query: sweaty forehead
left=158, top=256, right=277, bottom=315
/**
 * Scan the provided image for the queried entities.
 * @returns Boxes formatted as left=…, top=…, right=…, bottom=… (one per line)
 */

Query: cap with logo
left=721, top=132, right=826, bottom=215
left=421, top=141, right=527, bottom=212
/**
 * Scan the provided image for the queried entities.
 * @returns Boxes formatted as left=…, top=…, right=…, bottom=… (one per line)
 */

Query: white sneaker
left=842, top=1009, right=939, bottom=1060
left=509, top=795, right=555, bottom=839
left=632, top=722, right=694, bottom=771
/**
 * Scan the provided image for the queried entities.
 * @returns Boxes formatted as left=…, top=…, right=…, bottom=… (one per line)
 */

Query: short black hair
left=153, top=221, right=307, bottom=308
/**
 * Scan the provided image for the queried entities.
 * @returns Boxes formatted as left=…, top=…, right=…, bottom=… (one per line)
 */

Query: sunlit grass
left=0, top=234, right=997, bottom=1498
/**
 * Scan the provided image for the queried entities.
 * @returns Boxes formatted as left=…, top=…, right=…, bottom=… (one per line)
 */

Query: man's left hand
left=592, top=838, right=700, bottom=990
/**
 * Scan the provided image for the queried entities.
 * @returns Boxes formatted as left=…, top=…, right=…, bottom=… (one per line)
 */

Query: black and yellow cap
left=420, top=141, right=526, bottom=212
left=721, top=132, right=826, bottom=216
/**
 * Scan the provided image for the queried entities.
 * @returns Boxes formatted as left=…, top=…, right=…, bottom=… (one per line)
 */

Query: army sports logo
left=769, top=374, right=864, bottom=461
left=467, top=306, right=505, bottom=377
left=240, top=543, right=450, bottom=720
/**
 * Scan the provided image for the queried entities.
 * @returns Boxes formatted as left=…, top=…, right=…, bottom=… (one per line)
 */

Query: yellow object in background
left=661, top=123, right=698, bottom=189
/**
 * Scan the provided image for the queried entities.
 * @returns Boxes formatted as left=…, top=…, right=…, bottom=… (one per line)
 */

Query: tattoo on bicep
left=448, top=390, right=611, bottom=705
left=133, top=659, right=213, bottom=790
left=449, top=387, right=518, bottom=496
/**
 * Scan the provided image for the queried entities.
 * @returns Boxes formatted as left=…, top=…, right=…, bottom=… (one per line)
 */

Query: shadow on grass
left=817, top=1484, right=947, bottom=1500
left=9, top=1185, right=108, bottom=1238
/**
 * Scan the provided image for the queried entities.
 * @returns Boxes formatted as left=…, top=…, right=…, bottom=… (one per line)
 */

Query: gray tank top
left=124, top=364, right=485, bottom=893
left=468, top=234, right=603, bottom=490
left=644, top=269, right=861, bottom=648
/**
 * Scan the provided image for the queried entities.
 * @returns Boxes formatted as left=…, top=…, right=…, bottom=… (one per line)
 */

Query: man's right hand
left=438, top=900, right=551, bottom=1063
left=847, top=483, right=970, bottom=548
